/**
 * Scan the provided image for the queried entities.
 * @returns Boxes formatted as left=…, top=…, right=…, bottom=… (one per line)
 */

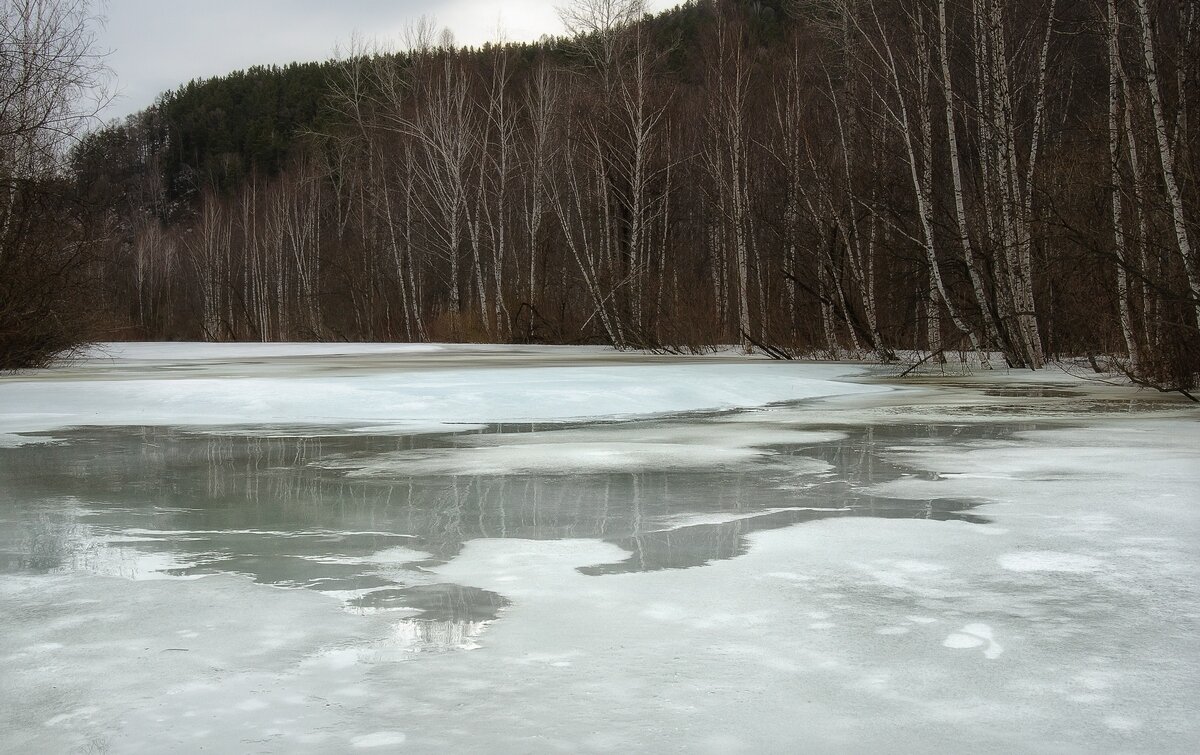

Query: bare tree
left=1133, top=0, right=1200, bottom=326
left=858, top=1, right=983, bottom=359
left=0, top=0, right=109, bottom=367
left=1108, top=0, right=1140, bottom=368
left=188, top=188, right=232, bottom=341
left=702, top=10, right=754, bottom=345
left=937, top=0, right=997, bottom=365
left=554, top=0, right=664, bottom=346
left=480, top=46, right=519, bottom=337
left=0, top=0, right=108, bottom=173
left=409, top=53, right=479, bottom=323
left=520, top=61, right=561, bottom=321
left=557, top=0, right=646, bottom=77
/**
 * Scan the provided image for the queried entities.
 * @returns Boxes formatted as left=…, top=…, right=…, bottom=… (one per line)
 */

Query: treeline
left=11, top=0, right=1200, bottom=390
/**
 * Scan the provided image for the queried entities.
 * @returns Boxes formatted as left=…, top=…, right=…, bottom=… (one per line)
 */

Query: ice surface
left=88, top=341, right=455, bottom=360
left=1, top=344, right=1199, bottom=753
left=0, top=342, right=886, bottom=436
left=321, top=441, right=769, bottom=475
left=320, top=423, right=846, bottom=476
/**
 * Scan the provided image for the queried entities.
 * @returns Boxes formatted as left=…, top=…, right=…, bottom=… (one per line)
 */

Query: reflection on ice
left=350, top=584, right=509, bottom=653
left=0, top=420, right=993, bottom=596
left=390, top=619, right=495, bottom=652
left=0, top=421, right=1000, bottom=696
left=14, top=512, right=206, bottom=580
left=18, top=513, right=81, bottom=572
left=348, top=583, right=508, bottom=622
left=320, top=441, right=769, bottom=476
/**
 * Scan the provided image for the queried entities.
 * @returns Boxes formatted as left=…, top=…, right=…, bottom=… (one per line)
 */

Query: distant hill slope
left=72, top=0, right=795, bottom=209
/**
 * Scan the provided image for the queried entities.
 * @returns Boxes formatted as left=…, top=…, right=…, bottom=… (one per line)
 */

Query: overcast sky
left=96, top=1, right=678, bottom=121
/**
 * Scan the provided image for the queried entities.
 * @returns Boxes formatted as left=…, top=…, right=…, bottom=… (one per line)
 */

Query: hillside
left=75, top=0, right=799, bottom=207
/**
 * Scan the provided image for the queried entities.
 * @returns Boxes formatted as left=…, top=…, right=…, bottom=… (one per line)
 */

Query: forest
left=2, top=0, right=1198, bottom=392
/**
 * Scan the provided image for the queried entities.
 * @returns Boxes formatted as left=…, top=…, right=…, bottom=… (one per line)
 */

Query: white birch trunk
left=1109, top=0, right=1140, bottom=368
left=938, top=0, right=997, bottom=366
left=1134, top=0, right=1200, bottom=325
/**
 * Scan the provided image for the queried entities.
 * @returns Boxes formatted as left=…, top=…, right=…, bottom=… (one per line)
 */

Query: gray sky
left=97, top=1, right=677, bottom=121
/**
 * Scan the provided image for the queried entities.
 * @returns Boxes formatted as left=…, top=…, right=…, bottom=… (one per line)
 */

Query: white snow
left=351, top=732, right=408, bottom=748
left=1, top=345, right=1198, bottom=752
left=943, top=624, right=1004, bottom=659
left=0, top=342, right=887, bottom=437
left=998, top=551, right=1103, bottom=573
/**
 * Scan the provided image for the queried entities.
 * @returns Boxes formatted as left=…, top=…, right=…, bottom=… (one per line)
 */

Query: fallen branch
left=1114, top=361, right=1199, bottom=403
left=741, top=330, right=794, bottom=361
left=899, top=348, right=946, bottom=378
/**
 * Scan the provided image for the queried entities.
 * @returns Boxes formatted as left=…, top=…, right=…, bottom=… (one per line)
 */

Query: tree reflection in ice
left=0, top=418, right=996, bottom=646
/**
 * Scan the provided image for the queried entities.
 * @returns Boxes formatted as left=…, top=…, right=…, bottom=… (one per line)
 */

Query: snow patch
left=942, top=624, right=1003, bottom=659
left=998, top=552, right=1102, bottom=573
left=350, top=731, right=408, bottom=748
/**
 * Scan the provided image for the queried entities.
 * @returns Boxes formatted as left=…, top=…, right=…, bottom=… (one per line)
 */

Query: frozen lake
left=1, top=345, right=1198, bottom=752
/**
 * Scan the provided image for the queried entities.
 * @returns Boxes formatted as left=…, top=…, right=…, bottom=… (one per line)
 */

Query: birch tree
left=1133, top=0, right=1200, bottom=326
left=519, top=61, right=561, bottom=319
left=859, top=1, right=983, bottom=359
left=703, top=10, right=754, bottom=345
left=189, top=189, right=232, bottom=341
left=408, top=53, right=478, bottom=323
left=1108, top=0, right=1141, bottom=367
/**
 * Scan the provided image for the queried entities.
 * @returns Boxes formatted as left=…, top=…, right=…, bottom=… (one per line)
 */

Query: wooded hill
left=7, top=0, right=1199, bottom=391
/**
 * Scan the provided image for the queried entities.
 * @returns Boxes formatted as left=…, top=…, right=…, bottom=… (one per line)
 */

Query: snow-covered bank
left=2, top=345, right=1198, bottom=753
left=0, top=342, right=889, bottom=437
